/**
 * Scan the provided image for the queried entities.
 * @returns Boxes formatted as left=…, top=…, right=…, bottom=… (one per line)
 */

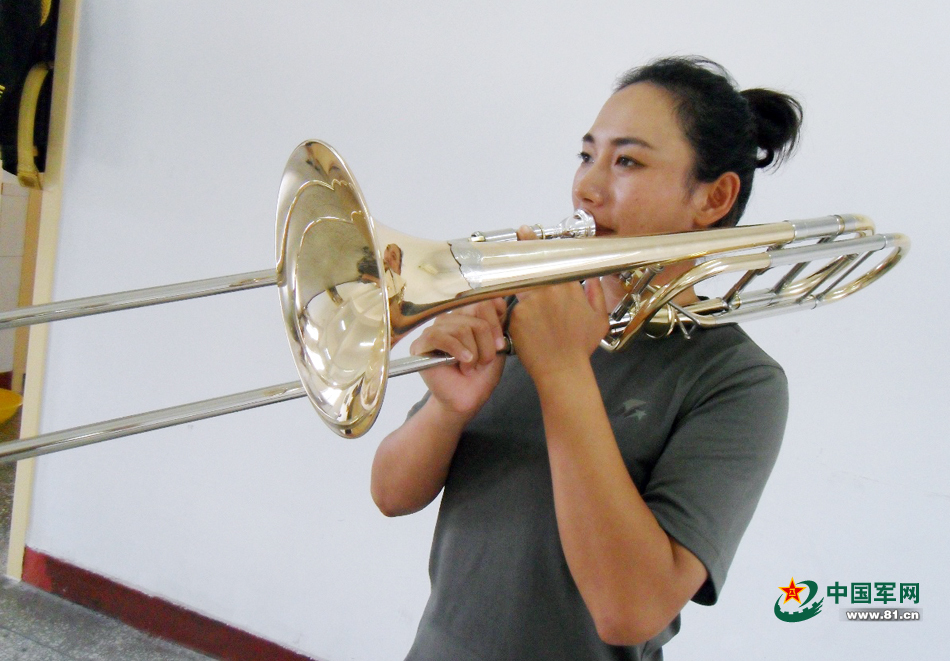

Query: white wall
left=25, top=1, right=948, bottom=659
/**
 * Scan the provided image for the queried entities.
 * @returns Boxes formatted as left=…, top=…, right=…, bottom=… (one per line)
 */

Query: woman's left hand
left=507, top=226, right=610, bottom=383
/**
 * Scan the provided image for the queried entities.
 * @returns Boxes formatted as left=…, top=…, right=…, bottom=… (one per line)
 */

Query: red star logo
left=779, top=578, right=806, bottom=605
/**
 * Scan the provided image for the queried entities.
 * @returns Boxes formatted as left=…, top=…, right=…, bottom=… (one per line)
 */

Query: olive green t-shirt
left=405, top=325, right=788, bottom=661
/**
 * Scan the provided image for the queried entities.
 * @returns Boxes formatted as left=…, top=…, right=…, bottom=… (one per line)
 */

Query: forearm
left=372, top=297, right=509, bottom=516
left=536, top=359, right=703, bottom=644
left=370, top=396, right=471, bottom=517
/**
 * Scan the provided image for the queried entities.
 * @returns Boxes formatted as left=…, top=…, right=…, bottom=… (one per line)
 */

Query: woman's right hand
left=410, top=297, right=509, bottom=418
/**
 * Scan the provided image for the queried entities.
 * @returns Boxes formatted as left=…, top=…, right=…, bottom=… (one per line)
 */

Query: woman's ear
left=693, top=172, right=741, bottom=228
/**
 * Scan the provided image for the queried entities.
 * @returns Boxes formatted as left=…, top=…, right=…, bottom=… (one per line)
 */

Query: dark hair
left=616, top=56, right=802, bottom=227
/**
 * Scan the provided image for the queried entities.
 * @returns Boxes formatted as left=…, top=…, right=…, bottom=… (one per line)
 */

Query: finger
left=584, top=276, right=609, bottom=317
left=425, top=312, right=504, bottom=366
left=467, top=308, right=503, bottom=363
left=516, top=225, right=538, bottom=241
left=467, top=298, right=507, bottom=324
left=438, top=301, right=502, bottom=331
left=470, top=299, right=510, bottom=348
left=449, top=297, right=506, bottom=322
left=489, top=296, right=509, bottom=320
left=410, top=326, right=475, bottom=365
left=427, top=300, right=508, bottom=353
left=487, top=297, right=511, bottom=333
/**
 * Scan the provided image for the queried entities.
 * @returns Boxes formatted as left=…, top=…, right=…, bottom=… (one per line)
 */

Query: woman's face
left=572, top=83, right=707, bottom=238
left=383, top=244, right=402, bottom=274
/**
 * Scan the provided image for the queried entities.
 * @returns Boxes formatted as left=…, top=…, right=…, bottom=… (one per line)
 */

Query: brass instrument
left=0, top=140, right=909, bottom=460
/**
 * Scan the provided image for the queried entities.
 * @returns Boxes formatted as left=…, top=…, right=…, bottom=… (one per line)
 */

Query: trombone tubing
left=0, top=353, right=460, bottom=463
left=0, top=269, right=276, bottom=330
left=0, top=216, right=903, bottom=460
left=0, top=215, right=867, bottom=331
left=0, top=231, right=905, bottom=462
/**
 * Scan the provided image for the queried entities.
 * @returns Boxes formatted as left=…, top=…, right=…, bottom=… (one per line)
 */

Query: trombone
left=0, top=141, right=909, bottom=461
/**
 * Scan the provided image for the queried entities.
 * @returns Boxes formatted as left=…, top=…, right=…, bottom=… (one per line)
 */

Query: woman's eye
left=616, top=156, right=641, bottom=168
left=577, top=151, right=592, bottom=164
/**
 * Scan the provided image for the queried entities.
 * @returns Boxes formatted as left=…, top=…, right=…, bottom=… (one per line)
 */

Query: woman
left=371, top=56, right=802, bottom=660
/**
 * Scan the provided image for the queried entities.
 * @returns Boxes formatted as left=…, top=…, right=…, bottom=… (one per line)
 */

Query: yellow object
left=0, top=389, right=23, bottom=425
left=17, top=63, right=51, bottom=189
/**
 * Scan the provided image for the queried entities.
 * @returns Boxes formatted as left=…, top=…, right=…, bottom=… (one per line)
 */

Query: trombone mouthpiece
left=542, top=209, right=597, bottom=239
left=467, top=209, right=596, bottom=243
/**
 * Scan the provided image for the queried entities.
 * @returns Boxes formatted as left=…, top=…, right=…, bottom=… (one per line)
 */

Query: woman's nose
left=573, top=162, right=606, bottom=206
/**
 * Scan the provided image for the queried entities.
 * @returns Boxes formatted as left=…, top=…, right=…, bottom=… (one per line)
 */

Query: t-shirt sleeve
left=406, top=391, right=431, bottom=419
left=642, top=361, right=788, bottom=605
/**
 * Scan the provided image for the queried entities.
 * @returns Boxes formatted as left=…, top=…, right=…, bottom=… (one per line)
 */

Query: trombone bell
left=277, top=142, right=393, bottom=438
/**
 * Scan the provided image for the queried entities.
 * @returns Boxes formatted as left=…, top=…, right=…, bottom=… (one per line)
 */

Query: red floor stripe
left=22, top=547, right=322, bottom=661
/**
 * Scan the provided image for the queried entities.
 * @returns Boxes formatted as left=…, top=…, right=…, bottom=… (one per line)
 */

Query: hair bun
left=742, top=88, right=803, bottom=169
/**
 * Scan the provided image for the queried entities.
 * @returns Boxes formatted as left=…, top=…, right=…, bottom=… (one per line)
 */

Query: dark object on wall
left=0, top=0, right=59, bottom=188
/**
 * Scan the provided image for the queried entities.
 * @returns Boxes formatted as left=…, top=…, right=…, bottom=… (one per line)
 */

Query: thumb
left=516, top=225, right=538, bottom=241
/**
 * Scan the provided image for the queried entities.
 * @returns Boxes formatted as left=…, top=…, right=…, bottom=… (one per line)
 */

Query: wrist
left=532, top=358, right=607, bottom=452
left=524, top=350, right=592, bottom=387
left=423, top=393, right=479, bottom=431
